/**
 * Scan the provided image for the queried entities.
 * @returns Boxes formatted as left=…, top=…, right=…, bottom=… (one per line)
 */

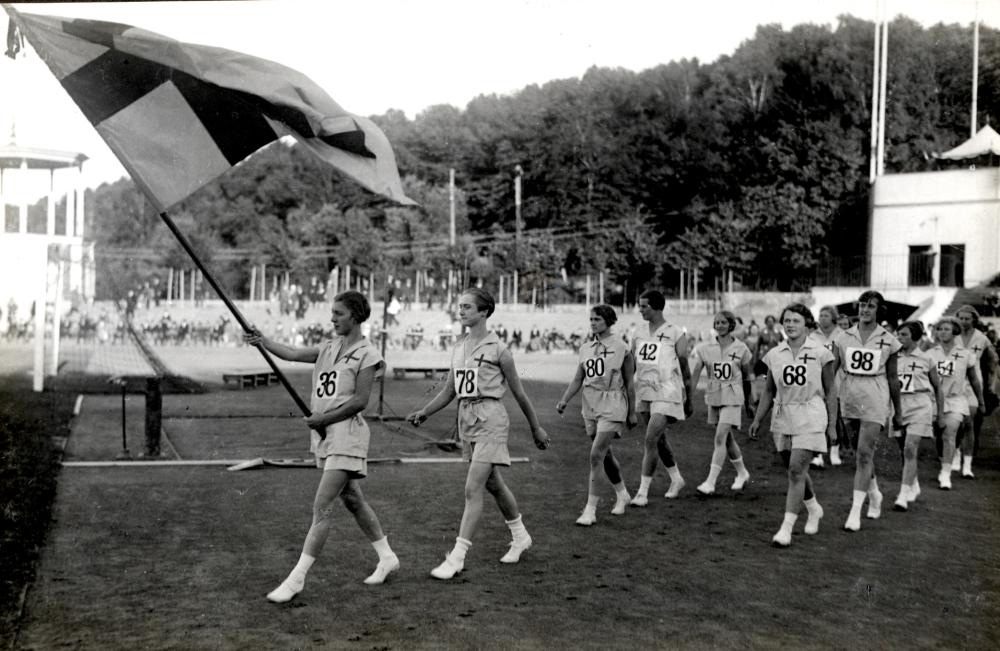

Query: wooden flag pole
left=157, top=211, right=311, bottom=418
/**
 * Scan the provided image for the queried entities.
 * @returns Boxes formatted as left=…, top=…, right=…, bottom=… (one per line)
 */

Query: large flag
left=5, top=7, right=415, bottom=210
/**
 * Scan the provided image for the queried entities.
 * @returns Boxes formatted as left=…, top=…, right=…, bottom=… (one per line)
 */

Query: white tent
left=935, top=125, right=1000, bottom=159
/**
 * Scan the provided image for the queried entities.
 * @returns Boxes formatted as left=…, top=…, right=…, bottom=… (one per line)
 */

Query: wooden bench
left=391, top=367, right=450, bottom=380
left=222, top=371, right=279, bottom=389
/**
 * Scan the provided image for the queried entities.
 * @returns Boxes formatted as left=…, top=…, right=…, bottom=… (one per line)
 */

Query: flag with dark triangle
left=5, top=7, right=415, bottom=210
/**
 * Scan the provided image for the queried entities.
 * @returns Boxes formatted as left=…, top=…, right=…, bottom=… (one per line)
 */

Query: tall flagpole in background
left=868, top=0, right=883, bottom=184
left=875, top=2, right=889, bottom=177
left=971, top=0, right=980, bottom=137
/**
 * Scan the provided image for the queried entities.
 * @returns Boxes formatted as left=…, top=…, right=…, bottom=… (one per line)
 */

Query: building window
left=908, top=245, right=934, bottom=286
left=940, top=244, right=965, bottom=288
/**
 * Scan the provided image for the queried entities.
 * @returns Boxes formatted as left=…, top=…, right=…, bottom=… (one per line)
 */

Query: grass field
left=3, top=342, right=1000, bottom=650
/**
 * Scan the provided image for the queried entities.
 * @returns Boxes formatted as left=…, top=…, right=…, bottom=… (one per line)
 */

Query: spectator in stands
left=510, top=328, right=523, bottom=351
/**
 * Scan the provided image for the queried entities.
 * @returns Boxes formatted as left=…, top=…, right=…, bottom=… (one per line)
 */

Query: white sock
left=638, top=475, right=653, bottom=495
left=506, top=515, right=529, bottom=541
left=868, top=476, right=880, bottom=495
left=850, top=490, right=866, bottom=516
left=666, top=465, right=682, bottom=483
left=371, top=536, right=395, bottom=562
left=450, top=537, right=472, bottom=562
left=780, top=512, right=798, bottom=532
left=803, top=497, right=821, bottom=514
left=705, top=464, right=722, bottom=485
left=585, top=494, right=599, bottom=510
left=288, top=553, right=315, bottom=583
left=730, top=457, right=748, bottom=475
left=940, top=460, right=951, bottom=475
left=963, top=455, right=973, bottom=472
left=613, top=482, right=630, bottom=498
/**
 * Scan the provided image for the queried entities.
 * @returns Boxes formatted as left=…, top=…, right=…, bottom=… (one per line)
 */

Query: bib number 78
left=455, top=367, right=478, bottom=397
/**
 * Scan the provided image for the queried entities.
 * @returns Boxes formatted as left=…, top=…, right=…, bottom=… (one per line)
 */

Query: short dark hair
left=779, top=303, right=816, bottom=330
left=334, top=291, right=371, bottom=323
left=858, top=290, right=887, bottom=318
left=639, top=290, right=665, bottom=311
left=897, top=320, right=924, bottom=341
left=591, top=304, right=617, bottom=327
left=715, top=310, right=737, bottom=333
left=462, top=288, right=495, bottom=318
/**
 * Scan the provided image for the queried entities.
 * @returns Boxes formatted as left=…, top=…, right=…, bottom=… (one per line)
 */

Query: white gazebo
left=0, top=135, right=95, bottom=322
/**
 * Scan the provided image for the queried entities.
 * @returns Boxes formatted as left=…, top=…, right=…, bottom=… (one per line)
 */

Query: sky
left=1, top=0, right=997, bottom=195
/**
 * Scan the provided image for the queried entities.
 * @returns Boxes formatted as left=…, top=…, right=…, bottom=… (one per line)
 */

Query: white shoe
left=938, top=472, right=952, bottom=490
left=500, top=535, right=532, bottom=563
left=811, top=456, right=825, bottom=468
left=630, top=493, right=649, bottom=507
left=893, top=493, right=908, bottom=512
left=696, top=481, right=715, bottom=496
left=771, top=528, right=792, bottom=547
left=363, top=555, right=400, bottom=585
left=843, top=513, right=861, bottom=532
left=575, top=509, right=597, bottom=526
left=731, top=471, right=750, bottom=491
left=866, top=491, right=883, bottom=519
left=908, top=481, right=921, bottom=503
left=830, top=447, right=843, bottom=466
left=664, top=477, right=686, bottom=499
left=951, top=450, right=962, bottom=471
left=804, top=504, right=824, bottom=535
left=611, top=494, right=630, bottom=515
left=266, top=576, right=304, bottom=603
left=430, top=553, right=464, bottom=580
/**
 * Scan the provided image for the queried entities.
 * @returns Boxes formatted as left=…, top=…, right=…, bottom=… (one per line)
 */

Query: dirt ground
left=9, top=346, right=1000, bottom=650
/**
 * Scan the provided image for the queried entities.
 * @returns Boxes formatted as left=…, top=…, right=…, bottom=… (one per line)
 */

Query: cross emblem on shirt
left=727, top=352, right=742, bottom=362
left=972, top=345, right=983, bottom=355
left=951, top=351, right=963, bottom=361
left=474, top=353, right=500, bottom=367
left=907, top=362, right=921, bottom=373
left=339, top=349, right=362, bottom=364
left=876, top=338, right=893, bottom=349
left=656, top=332, right=672, bottom=343
left=799, top=353, right=816, bottom=364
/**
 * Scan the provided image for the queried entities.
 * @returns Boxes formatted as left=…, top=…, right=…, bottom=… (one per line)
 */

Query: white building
left=0, top=140, right=94, bottom=333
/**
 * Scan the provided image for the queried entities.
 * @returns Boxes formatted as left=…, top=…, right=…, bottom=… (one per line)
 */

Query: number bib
left=899, top=373, right=916, bottom=394
left=637, top=341, right=661, bottom=364
left=315, top=370, right=339, bottom=399
left=936, top=361, right=955, bottom=378
left=584, top=357, right=606, bottom=378
left=845, top=347, right=880, bottom=376
left=712, top=362, right=733, bottom=381
left=781, top=364, right=808, bottom=387
left=454, top=367, right=479, bottom=397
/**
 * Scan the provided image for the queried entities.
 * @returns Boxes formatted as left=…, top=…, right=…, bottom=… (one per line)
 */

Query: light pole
left=514, top=164, right=522, bottom=306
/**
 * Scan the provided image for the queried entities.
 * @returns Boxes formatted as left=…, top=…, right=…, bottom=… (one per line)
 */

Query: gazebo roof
left=0, top=143, right=88, bottom=170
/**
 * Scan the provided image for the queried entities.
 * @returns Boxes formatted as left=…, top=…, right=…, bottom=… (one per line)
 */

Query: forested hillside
left=86, top=16, right=1000, bottom=299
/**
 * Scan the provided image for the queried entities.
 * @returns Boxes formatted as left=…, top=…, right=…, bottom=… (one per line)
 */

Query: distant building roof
left=0, top=143, right=88, bottom=170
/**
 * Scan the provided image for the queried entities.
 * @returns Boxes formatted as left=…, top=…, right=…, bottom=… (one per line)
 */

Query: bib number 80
left=584, top=357, right=606, bottom=378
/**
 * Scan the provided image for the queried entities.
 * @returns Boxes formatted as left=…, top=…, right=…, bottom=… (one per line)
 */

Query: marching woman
left=891, top=321, right=943, bottom=509
left=926, top=316, right=985, bottom=490
left=808, top=305, right=847, bottom=467
left=245, top=291, right=399, bottom=603
left=629, top=290, right=694, bottom=505
left=954, top=305, right=998, bottom=477
left=407, top=289, right=550, bottom=580
left=833, top=290, right=902, bottom=532
left=689, top=311, right=753, bottom=495
left=749, top=304, right=836, bottom=547
left=556, top=304, right=638, bottom=525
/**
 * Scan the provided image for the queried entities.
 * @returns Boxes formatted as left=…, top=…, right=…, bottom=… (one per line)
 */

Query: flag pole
left=157, top=210, right=312, bottom=418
